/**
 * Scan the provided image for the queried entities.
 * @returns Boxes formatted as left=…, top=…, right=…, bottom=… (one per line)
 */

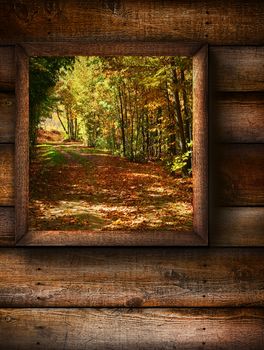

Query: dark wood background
left=0, top=1, right=263, bottom=349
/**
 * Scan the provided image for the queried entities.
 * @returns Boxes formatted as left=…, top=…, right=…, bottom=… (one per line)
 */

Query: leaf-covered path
left=29, top=143, right=193, bottom=232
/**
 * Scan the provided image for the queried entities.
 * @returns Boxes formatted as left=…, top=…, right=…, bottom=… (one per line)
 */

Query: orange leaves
left=29, top=144, right=193, bottom=232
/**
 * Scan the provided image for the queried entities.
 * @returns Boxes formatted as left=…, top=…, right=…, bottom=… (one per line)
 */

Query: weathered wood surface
left=0, top=93, right=15, bottom=143
left=0, top=1, right=264, bottom=45
left=0, top=3, right=262, bottom=349
left=211, top=207, right=264, bottom=246
left=0, top=144, right=14, bottom=206
left=211, top=47, right=264, bottom=91
left=215, top=92, right=264, bottom=143
left=217, top=144, right=264, bottom=206
left=192, top=45, right=208, bottom=243
left=23, top=41, right=201, bottom=57
left=0, top=308, right=263, bottom=350
left=15, top=46, right=29, bottom=243
left=0, top=47, right=15, bottom=91
left=0, top=248, right=263, bottom=307
left=0, top=207, right=14, bottom=246
left=18, top=230, right=205, bottom=247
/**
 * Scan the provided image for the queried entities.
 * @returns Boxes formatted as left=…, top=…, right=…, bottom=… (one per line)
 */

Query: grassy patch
left=38, top=144, right=66, bottom=166
left=66, top=149, right=91, bottom=167
left=77, top=147, right=110, bottom=155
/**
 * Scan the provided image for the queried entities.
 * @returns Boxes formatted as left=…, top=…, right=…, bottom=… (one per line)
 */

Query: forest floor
left=29, top=142, right=193, bottom=231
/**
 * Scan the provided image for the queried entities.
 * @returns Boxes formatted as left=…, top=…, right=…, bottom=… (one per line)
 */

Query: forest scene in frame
left=29, top=56, right=193, bottom=233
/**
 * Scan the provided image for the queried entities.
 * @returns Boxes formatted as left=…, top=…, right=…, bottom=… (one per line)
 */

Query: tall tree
left=29, top=57, right=75, bottom=149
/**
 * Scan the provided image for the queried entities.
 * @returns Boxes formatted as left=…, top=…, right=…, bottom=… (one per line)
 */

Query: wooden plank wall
left=0, top=1, right=263, bottom=349
left=210, top=47, right=264, bottom=246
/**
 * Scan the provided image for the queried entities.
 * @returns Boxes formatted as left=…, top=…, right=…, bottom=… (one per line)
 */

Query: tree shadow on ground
left=29, top=144, right=193, bottom=231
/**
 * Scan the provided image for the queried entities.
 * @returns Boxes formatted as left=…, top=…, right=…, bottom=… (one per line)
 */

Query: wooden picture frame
left=15, top=42, right=208, bottom=246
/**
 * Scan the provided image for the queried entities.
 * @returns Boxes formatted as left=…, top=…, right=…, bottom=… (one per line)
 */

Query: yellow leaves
left=144, top=100, right=161, bottom=111
left=112, top=218, right=123, bottom=226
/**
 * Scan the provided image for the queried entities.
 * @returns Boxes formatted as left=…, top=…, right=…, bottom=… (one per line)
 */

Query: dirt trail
left=29, top=143, right=193, bottom=231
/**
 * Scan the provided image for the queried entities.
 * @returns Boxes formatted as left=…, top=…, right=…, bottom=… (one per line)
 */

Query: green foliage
left=36, top=144, right=66, bottom=166
left=171, top=141, right=193, bottom=175
left=29, top=57, right=75, bottom=149
left=31, top=55, right=193, bottom=178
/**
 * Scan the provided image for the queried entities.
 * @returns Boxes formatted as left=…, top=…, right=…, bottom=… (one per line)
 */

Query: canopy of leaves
left=29, top=57, right=75, bottom=148
left=30, top=55, right=192, bottom=175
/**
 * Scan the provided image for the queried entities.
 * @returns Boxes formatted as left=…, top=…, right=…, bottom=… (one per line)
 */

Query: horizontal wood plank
left=0, top=1, right=263, bottom=44
left=211, top=207, right=264, bottom=246
left=211, top=47, right=264, bottom=91
left=0, top=93, right=15, bottom=143
left=216, top=144, right=264, bottom=206
left=0, top=144, right=14, bottom=206
left=0, top=308, right=263, bottom=349
left=0, top=207, right=15, bottom=246
left=0, top=248, right=263, bottom=307
left=215, top=92, right=264, bottom=143
left=18, top=230, right=205, bottom=247
left=0, top=47, right=15, bottom=91
left=23, top=41, right=201, bottom=57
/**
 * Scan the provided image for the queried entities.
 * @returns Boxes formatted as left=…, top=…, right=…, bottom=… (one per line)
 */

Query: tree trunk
left=56, top=106, right=68, bottom=136
left=170, top=58, right=189, bottom=176
left=181, top=68, right=192, bottom=144
left=118, top=87, right=126, bottom=157
left=180, top=68, right=192, bottom=172
left=165, top=77, right=177, bottom=156
left=170, top=59, right=187, bottom=154
left=74, top=117, right=78, bottom=141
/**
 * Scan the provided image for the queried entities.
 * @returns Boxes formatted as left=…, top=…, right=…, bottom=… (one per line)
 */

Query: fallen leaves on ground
left=29, top=143, right=193, bottom=232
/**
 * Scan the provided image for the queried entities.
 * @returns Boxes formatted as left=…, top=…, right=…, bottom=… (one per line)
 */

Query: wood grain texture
left=215, top=92, right=264, bottom=143
left=211, top=47, right=264, bottom=91
left=211, top=207, right=264, bottom=246
left=0, top=47, right=15, bottom=91
left=193, top=45, right=208, bottom=243
left=0, top=1, right=264, bottom=45
left=0, top=207, right=14, bottom=246
left=0, top=248, right=263, bottom=307
left=15, top=46, right=29, bottom=242
left=18, top=230, right=205, bottom=247
left=0, top=144, right=14, bottom=206
left=0, top=308, right=263, bottom=350
left=0, top=2, right=263, bottom=349
left=0, top=93, right=15, bottom=143
left=23, top=41, right=201, bottom=57
left=216, top=144, right=264, bottom=206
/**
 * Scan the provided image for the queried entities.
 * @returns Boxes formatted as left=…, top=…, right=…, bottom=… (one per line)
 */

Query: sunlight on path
left=29, top=143, right=193, bottom=231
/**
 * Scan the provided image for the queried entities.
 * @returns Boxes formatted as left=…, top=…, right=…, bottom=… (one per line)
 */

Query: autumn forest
left=29, top=56, right=193, bottom=232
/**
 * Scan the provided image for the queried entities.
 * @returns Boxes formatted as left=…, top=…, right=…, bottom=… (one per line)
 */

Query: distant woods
left=29, top=56, right=193, bottom=176
left=29, top=57, right=75, bottom=147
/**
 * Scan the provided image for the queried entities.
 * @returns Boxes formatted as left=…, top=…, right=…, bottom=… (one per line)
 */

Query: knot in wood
left=125, top=297, right=143, bottom=307
left=13, top=1, right=29, bottom=22
left=45, top=1, right=62, bottom=17
left=164, top=269, right=183, bottom=281
left=13, top=1, right=38, bottom=24
left=103, top=0, right=121, bottom=14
